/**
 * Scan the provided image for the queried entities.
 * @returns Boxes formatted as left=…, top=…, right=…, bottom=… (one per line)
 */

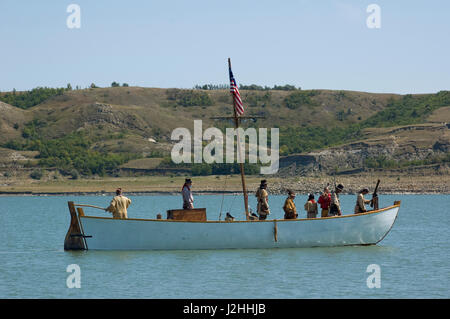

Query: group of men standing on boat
left=251, top=180, right=373, bottom=220
left=180, top=178, right=376, bottom=221
left=103, top=178, right=376, bottom=220
left=280, top=183, right=346, bottom=220
left=288, top=183, right=375, bottom=219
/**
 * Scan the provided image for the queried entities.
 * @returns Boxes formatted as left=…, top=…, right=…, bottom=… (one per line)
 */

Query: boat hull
left=79, top=204, right=400, bottom=250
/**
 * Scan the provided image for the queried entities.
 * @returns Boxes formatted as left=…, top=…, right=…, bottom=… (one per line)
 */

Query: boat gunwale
left=77, top=203, right=400, bottom=223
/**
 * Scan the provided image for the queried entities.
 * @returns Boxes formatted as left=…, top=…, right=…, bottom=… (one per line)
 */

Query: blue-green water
left=0, top=194, right=449, bottom=298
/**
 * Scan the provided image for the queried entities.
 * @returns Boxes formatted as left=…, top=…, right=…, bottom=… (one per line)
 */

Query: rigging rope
left=218, top=175, right=228, bottom=221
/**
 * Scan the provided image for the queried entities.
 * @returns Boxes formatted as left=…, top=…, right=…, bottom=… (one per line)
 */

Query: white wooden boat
left=64, top=201, right=400, bottom=250
left=64, top=59, right=400, bottom=251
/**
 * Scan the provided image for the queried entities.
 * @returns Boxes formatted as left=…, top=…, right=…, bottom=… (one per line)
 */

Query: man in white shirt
left=182, top=178, right=194, bottom=209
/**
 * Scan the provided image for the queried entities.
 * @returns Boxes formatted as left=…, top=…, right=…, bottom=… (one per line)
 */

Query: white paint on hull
left=80, top=204, right=399, bottom=250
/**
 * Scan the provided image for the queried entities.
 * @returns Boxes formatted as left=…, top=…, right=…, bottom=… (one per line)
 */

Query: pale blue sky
left=0, top=0, right=449, bottom=94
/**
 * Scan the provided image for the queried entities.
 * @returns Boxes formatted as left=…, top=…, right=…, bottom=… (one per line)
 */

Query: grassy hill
left=0, top=86, right=449, bottom=179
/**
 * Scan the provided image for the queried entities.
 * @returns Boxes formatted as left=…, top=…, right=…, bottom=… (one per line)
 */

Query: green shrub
left=364, top=156, right=398, bottom=168
left=279, top=125, right=362, bottom=155
left=283, top=91, right=316, bottom=109
left=272, top=84, right=298, bottom=91
left=193, top=84, right=228, bottom=90
left=0, top=87, right=67, bottom=109
left=166, top=89, right=213, bottom=107
left=192, top=164, right=212, bottom=176
left=30, top=170, right=43, bottom=180
left=5, top=128, right=141, bottom=176
left=69, top=169, right=79, bottom=180
left=362, top=91, right=450, bottom=127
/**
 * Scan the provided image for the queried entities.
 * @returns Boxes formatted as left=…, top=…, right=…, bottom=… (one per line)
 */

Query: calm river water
left=0, top=194, right=449, bottom=298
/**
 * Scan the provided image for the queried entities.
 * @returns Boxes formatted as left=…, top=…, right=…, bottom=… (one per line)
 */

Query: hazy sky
left=1, top=0, right=449, bottom=94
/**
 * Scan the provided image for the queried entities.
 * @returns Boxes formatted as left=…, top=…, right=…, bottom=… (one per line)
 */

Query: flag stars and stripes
left=229, top=68, right=245, bottom=116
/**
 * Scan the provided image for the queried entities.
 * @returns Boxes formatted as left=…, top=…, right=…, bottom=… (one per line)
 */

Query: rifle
left=370, top=179, right=380, bottom=210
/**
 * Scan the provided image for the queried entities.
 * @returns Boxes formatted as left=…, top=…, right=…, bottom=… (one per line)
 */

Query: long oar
left=75, top=204, right=107, bottom=211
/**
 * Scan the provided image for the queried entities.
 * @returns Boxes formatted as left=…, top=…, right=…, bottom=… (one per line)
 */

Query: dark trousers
left=329, top=204, right=340, bottom=216
left=284, top=212, right=296, bottom=219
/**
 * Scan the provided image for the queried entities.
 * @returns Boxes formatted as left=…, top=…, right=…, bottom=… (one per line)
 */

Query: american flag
left=229, top=65, right=245, bottom=116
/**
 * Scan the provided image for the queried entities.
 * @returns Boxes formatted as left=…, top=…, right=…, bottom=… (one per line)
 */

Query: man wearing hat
left=329, top=184, right=344, bottom=216
left=255, top=180, right=270, bottom=220
left=354, top=188, right=372, bottom=214
left=283, top=189, right=297, bottom=219
left=105, top=188, right=132, bottom=219
left=182, top=178, right=194, bottom=209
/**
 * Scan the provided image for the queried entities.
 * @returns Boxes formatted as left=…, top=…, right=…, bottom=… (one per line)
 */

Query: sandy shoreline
left=1, top=172, right=449, bottom=196
left=0, top=190, right=448, bottom=196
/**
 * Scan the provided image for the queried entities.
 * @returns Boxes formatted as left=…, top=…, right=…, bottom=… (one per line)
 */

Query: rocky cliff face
left=279, top=123, right=449, bottom=176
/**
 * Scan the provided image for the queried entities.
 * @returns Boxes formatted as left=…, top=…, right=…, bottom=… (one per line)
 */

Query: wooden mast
left=228, top=58, right=250, bottom=220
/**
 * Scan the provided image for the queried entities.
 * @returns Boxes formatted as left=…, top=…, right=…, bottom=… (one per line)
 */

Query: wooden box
left=166, top=208, right=207, bottom=221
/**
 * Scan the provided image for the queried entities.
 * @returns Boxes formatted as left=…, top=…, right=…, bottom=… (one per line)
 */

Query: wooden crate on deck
left=166, top=208, right=207, bottom=221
